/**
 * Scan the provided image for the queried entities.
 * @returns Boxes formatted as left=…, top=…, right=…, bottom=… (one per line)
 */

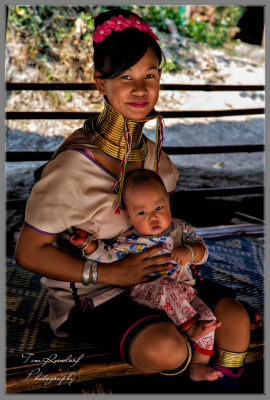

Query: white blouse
left=24, top=134, right=180, bottom=336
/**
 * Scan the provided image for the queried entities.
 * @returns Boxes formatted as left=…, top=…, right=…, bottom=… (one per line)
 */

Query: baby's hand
left=171, top=246, right=194, bottom=266
left=70, top=229, right=88, bottom=247
left=171, top=249, right=182, bottom=265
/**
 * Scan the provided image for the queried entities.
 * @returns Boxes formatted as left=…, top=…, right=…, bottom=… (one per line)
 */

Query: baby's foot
left=184, top=320, right=221, bottom=341
left=189, top=364, right=223, bottom=381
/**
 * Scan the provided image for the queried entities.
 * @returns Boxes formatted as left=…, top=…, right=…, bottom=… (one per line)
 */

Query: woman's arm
left=15, top=224, right=84, bottom=282
left=15, top=224, right=173, bottom=286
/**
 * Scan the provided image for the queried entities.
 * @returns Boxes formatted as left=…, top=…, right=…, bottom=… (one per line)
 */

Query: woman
left=15, top=8, right=252, bottom=392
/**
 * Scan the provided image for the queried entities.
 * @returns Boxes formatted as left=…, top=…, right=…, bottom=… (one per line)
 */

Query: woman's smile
left=128, top=101, right=149, bottom=108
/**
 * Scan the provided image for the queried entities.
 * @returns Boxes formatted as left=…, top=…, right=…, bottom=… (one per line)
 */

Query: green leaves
left=6, top=5, right=247, bottom=83
left=180, top=6, right=245, bottom=48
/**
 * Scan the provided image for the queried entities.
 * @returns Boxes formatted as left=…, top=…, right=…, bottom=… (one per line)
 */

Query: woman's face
left=94, top=47, right=161, bottom=120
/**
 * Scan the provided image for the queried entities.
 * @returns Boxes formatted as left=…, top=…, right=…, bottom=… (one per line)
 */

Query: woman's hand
left=16, top=225, right=172, bottom=286
left=98, top=243, right=173, bottom=286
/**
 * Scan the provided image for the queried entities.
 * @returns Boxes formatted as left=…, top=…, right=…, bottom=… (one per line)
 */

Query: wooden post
left=261, top=25, right=265, bottom=47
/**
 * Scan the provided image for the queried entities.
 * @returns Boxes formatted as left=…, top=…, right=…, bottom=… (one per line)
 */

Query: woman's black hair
left=93, top=8, right=165, bottom=79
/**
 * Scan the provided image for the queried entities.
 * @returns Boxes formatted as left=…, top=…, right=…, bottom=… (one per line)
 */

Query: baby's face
left=123, top=183, right=172, bottom=235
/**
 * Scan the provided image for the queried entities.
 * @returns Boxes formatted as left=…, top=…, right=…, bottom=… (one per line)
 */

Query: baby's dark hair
left=93, top=8, right=165, bottom=79
left=121, top=169, right=167, bottom=209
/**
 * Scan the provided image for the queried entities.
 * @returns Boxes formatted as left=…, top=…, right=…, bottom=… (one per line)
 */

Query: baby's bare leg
left=184, top=320, right=221, bottom=342
left=189, top=350, right=223, bottom=381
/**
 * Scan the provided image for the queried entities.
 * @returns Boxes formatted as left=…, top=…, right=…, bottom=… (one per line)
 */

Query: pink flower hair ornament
left=93, top=14, right=159, bottom=43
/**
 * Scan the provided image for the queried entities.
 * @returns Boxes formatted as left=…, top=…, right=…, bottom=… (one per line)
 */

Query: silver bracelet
left=91, top=261, right=98, bottom=285
left=81, top=259, right=92, bottom=286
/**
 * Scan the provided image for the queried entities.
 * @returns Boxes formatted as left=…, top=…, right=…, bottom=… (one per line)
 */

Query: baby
left=70, top=169, right=222, bottom=381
